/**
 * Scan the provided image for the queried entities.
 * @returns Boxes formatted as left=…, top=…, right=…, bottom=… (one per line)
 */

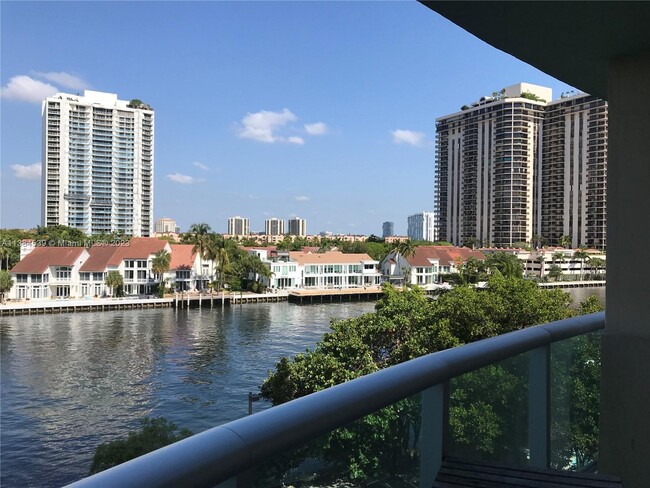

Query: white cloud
left=167, top=173, right=203, bottom=184
left=391, top=129, right=426, bottom=147
left=1, top=76, right=58, bottom=103
left=287, top=136, right=305, bottom=145
left=11, top=163, right=42, bottom=180
left=295, top=195, right=310, bottom=201
left=33, top=71, right=88, bottom=91
left=237, top=108, right=302, bottom=143
left=305, top=122, right=328, bottom=135
left=193, top=161, right=210, bottom=171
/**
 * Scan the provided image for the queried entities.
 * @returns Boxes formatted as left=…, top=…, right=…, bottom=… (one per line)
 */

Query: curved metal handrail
left=67, top=312, right=605, bottom=488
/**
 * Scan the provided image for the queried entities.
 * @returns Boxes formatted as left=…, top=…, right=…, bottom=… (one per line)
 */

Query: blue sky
left=1, top=1, right=576, bottom=236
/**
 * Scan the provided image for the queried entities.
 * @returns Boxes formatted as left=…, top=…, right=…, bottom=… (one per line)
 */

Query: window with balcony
left=55, top=267, right=71, bottom=281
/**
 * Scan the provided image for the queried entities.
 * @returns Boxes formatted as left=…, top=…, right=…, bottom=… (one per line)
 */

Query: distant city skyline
left=1, top=2, right=577, bottom=235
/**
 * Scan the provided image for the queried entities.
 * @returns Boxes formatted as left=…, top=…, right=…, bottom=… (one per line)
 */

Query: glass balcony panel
left=249, top=393, right=423, bottom=487
left=550, top=331, right=602, bottom=471
left=447, top=353, right=529, bottom=466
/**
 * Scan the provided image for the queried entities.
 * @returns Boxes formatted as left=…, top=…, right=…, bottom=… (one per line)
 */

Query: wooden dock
left=172, top=291, right=288, bottom=309
left=539, top=280, right=606, bottom=289
left=0, top=297, right=173, bottom=316
left=288, top=287, right=384, bottom=304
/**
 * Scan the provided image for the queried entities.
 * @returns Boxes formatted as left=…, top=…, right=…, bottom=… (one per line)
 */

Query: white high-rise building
left=155, top=217, right=178, bottom=234
left=42, top=90, right=154, bottom=236
left=288, top=217, right=307, bottom=237
left=228, top=216, right=250, bottom=236
left=407, top=212, right=436, bottom=242
left=265, top=218, right=285, bottom=236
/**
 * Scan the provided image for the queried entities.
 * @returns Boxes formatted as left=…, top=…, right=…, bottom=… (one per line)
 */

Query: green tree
left=485, top=251, right=523, bottom=279
left=0, top=270, right=14, bottom=304
left=151, top=250, right=171, bottom=297
left=105, top=270, right=124, bottom=297
left=560, top=235, right=572, bottom=249
left=89, top=417, right=191, bottom=475
left=535, top=255, right=546, bottom=279
left=36, top=224, right=88, bottom=245
left=441, top=257, right=488, bottom=285
left=260, top=276, right=573, bottom=482
left=587, top=257, right=606, bottom=279
left=573, top=250, right=589, bottom=281
left=205, top=234, right=232, bottom=291
left=548, top=264, right=563, bottom=282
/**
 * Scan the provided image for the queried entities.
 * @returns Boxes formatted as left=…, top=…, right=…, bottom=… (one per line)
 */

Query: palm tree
left=206, top=234, right=231, bottom=291
left=587, top=256, right=606, bottom=279
left=560, top=235, right=572, bottom=249
left=535, top=255, right=546, bottom=279
left=573, top=250, right=590, bottom=281
left=389, top=240, right=417, bottom=286
left=152, top=250, right=171, bottom=296
left=486, top=251, right=523, bottom=279
left=0, top=244, right=10, bottom=271
left=394, top=239, right=417, bottom=259
left=105, top=271, right=124, bottom=297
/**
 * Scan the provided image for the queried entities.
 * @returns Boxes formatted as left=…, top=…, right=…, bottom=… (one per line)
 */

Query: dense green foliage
left=89, top=417, right=191, bottom=475
left=0, top=270, right=13, bottom=303
left=260, top=276, right=600, bottom=484
left=151, top=250, right=171, bottom=297
left=0, top=226, right=129, bottom=271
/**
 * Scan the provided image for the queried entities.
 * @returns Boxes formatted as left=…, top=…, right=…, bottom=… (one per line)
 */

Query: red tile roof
left=406, top=246, right=486, bottom=267
left=170, top=244, right=196, bottom=270
left=11, top=247, right=86, bottom=274
left=79, top=245, right=121, bottom=271
left=108, top=237, right=169, bottom=265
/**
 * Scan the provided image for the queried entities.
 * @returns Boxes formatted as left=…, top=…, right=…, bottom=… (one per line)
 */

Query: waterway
left=0, top=287, right=604, bottom=487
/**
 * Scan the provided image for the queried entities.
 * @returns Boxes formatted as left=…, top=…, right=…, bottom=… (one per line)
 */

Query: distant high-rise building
left=42, top=90, right=154, bottom=236
left=536, top=95, right=608, bottom=249
left=435, top=83, right=608, bottom=249
left=228, top=216, right=250, bottom=236
left=407, top=212, right=436, bottom=241
left=288, top=217, right=307, bottom=237
left=382, top=221, right=394, bottom=238
left=155, top=217, right=177, bottom=234
left=265, top=218, right=285, bottom=236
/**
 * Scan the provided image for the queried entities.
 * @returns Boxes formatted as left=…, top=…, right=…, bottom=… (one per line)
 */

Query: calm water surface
left=0, top=287, right=604, bottom=487
left=1, top=302, right=376, bottom=487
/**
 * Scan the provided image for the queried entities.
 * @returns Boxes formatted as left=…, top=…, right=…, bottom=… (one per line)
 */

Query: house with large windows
left=165, top=244, right=210, bottom=291
left=9, top=246, right=89, bottom=300
left=380, top=246, right=486, bottom=288
left=290, top=251, right=381, bottom=289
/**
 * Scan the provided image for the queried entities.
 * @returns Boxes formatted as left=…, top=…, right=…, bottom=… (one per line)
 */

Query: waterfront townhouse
left=290, top=251, right=381, bottom=289
left=78, top=245, right=121, bottom=297
left=78, top=238, right=172, bottom=296
left=380, top=246, right=486, bottom=288
left=166, top=244, right=209, bottom=291
left=111, top=238, right=171, bottom=295
left=10, top=246, right=89, bottom=300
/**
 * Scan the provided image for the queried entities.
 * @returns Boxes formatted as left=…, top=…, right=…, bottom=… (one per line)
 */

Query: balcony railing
left=67, top=312, right=604, bottom=488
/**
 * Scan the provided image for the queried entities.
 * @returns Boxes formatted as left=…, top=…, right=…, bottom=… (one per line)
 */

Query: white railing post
left=529, top=344, right=550, bottom=468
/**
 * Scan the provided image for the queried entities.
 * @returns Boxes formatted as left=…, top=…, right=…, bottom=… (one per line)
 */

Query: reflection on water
left=0, top=287, right=604, bottom=487
left=0, top=302, right=376, bottom=487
